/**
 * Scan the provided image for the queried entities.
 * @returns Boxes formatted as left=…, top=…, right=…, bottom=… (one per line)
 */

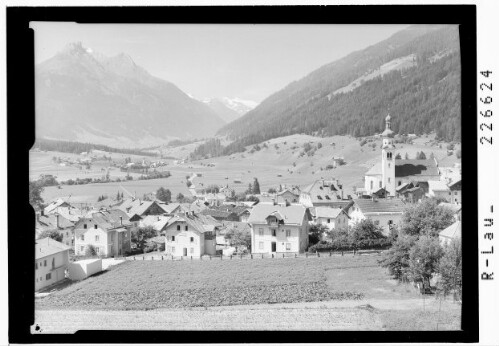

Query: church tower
left=381, top=114, right=396, bottom=197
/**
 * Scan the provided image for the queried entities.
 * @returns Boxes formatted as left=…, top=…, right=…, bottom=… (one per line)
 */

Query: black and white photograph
left=5, top=3, right=494, bottom=344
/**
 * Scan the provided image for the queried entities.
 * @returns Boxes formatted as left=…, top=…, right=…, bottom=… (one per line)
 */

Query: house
left=314, top=207, right=350, bottom=231
left=248, top=202, right=311, bottom=254
left=217, top=221, right=252, bottom=253
left=35, top=237, right=70, bottom=291
left=220, top=185, right=235, bottom=198
left=35, top=213, right=75, bottom=247
left=139, top=215, right=172, bottom=233
left=428, top=180, right=451, bottom=202
left=364, top=114, right=440, bottom=197
left=439, top=221, right=461, bottom=245
left=73, top=209, right=132, bottom=257
left=201, top=205, right=251, bottom=222
left=277, top=187, right=301, bottom=204
left=449, top=179, right=461, bottom=205
left=44, top=198, right=73, bottom=215
left=162, top=212, right=221, bottom=257
left=349, top=198, right=406, bottom=235
left=439, top=203, right=462, bottom=222
left=158, top=202, right=182, bottom=215
left=299, top=178, right=346, bottom=207
left=396, top=182, right=425, bottom=204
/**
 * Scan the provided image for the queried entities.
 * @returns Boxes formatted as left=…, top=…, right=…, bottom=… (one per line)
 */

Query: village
left=34, top=115, right=462, bottom=311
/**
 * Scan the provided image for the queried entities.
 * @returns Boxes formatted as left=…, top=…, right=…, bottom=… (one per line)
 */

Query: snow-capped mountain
left=201, top=97, right=258, bottom=124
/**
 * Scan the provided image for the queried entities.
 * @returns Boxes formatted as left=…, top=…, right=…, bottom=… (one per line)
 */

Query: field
left=34, top=133, right=461, bottom=204
left=35, top=255, right=461, bottom=331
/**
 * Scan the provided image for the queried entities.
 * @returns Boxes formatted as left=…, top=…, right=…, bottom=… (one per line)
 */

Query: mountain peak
left=61, top=41, right=89, bottom=56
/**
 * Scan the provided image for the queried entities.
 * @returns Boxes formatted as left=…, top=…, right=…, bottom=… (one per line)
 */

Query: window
left=172, top=246, right=175, bottom=253
left=40, top=277, right=43, bottom=281
left=81, top=234, right=85, bottom=241
left=259, top=242, right=264, bottom=250
left=172, top=236, right=175, bottom=242
left=44, top=260, right=47, bottom=267
left=454, top=191, right=458, bottom=195
left=83, top=224, right=87, bottom=229
left=374, top=220, right=380, bottom=226
left=185, top=225, right=188, bottom=231
left=286, top=243, right=291, bottom=250
left=190, top=248, right=194, bottom=254
left=286, top=229, right=291, bottom=237
left=177, top=225, right=181, bottom=231
left=259, top=228, right=264, bottom=236
left=272, top=229, right=276, bottom=237
left=94, top=224, right=98, bottom=229
left=35, top=262, right=38, bottom=270
left=398, top=181, right=402, bottom=186
left=80, top=246, right=84, bottom=252
left=388, top=163, right=391, bottom=168
left=52, top=257, right=55, bottom=269
left=327, top=219, right=331, bottom=224
left=388, top=220, right=393, bottom=225
left=46, top=273, right=51, bottom=280
left=388, top=178, right=391, bottom=183
left=190, top=237, right=194, bottom=243
left=379, top=181, right=382, bottom=188
left=167, top=246, right=171, bottom=252
left=370, top=181, right=373, bottom=189
left=95, top=235, right=99, bottom=242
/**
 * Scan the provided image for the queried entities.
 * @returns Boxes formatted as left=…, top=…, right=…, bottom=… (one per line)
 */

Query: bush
left=85, top=244, right=97, bottom=257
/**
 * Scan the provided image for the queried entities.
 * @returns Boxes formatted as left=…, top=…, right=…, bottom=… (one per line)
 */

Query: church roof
left=381, top=128, right=395, bottom=138
left=395, top=159, right=439, bottom=178
left=365, top=162, right=382, bottom=176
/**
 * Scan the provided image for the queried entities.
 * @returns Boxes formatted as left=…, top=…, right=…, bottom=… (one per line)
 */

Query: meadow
left=34, top=134, right=460, bottom=204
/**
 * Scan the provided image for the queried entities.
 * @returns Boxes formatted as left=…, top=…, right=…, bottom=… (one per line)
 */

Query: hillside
left=35, top=42, right=226, bottom=147
left=202, top=97, right=257, bottom=123
left=213, top=25, right=460, bottom=157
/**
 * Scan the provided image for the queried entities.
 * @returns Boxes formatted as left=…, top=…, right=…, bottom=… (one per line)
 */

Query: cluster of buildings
left=34, top=114, right=461, bottom=291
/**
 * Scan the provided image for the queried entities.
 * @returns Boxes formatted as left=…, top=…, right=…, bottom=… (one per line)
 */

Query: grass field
left=34, top=133, right=461, bottom=204
left=35, top=255, right=461, bottom=331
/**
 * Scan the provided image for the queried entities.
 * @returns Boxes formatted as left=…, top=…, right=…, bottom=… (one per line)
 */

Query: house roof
left=247, top=203, right=307, bottom=225
left=79, top=209, right=132, bottom=230
left=354, top=198, right=406, bottom=214
left=277, top=188, right=300, bottom=197
left=315, top=207, right=346, bottom=219
left=365, top=162, right=382, bottom=176
left=35, top=237, right=71, bottom=259
left=36, top=213, right=74, bottom=230
left=439, top=221, right=461, bottom=240
left=158, top=203, right=181, bottom=214
left=396, top=182, right=410, bottom=192
left=44, top=198, right=71, bottom=214
left=449, top=179, right=461, bottom=190
left=301, top=179, right=344, bottom=203
left=428, top=180, right=450, bottom=192
left=139, top=215, right=172, bottom=231
left=395, top=159, right=439, bottom=178
left=166, top=213, right=221, bottom=234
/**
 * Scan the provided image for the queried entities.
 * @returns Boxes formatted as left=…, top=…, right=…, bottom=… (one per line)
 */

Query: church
left=364, top=114, right=441, bottom=197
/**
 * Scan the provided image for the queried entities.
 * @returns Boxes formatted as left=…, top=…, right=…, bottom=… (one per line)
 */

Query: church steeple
left=381, top=113, right=396, bottom=197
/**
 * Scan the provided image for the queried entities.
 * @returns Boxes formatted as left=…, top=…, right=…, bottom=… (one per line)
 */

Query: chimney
left=120, top=216, right=123, bottom=225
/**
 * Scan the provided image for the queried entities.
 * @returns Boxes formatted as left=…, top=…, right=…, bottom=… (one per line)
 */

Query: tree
left=176, top=193, right=185, bottom=202
left=246, top=195, right=260, bottom=203
left=407, top=235, right=444, bottom=284
left=252, top=178, right=261, bottom=194
left=85, top=244, right=97, bottom=257
left=400, top=199, right=455, bottom=237
left=395, top=153, right=402, bottom=159
left=38, top=229, right=63, bottom=242
left=246, top=183, right=253, bottom=194
left=224, top=226, right=252, bottom=252
left=349, top=219, right=389, bottom=249
left=379, top=234, right=417, bottom=280
left=131, top=226, right=157, bottom=253
left=268, top=188, right=277, bottom=194
left=29, top=181, right=44, bottom=210
left=418, top=151, right=427, bottom=160
left=309, top=224, right=328, bottom=246
left=405, top=152, right=409, bottom=159
left=156, top=187, right=172, bottom=203
left=437, top=238, right=462, bottom=300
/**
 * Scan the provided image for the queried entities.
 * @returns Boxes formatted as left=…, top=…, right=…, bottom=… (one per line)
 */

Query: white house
left=349, top=198, right=406, bottom=235
left=73, top=209, right=132, bottom=257
left=449, top=180, right=461, bottom=205
left=248, top=202, right=310, bottom=254
left=314, top=207, right=350, bottom=231
left=162, top=212, right=220, bottom=257
left=35, top=237, right=70, bottom=292
left=428, top=180, right=451, bottom=202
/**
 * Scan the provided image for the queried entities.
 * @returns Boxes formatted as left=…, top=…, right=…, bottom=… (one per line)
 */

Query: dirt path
left=33, top=297, right=460, bottom=333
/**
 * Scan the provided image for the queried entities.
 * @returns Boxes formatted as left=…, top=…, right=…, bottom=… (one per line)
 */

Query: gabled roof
left=277, top=188, right=300, bottom=197
left=365, top=162, right=382, bottom=176
left=395, top=159, right=439, bottom=178
left=439, top=221, right=461, bottom=240
left=166, top=213, right=222, bottom=234
left=449, top=179, right=461, bottom=190
left=301, top=179, right=343, bottom=203
left=44, top=198, right=72, bottom=214
left=428, top=180, right=450, bottom=192
left=315, top=207, right=347, bottom=219
left=35, top=237, right=71, bottom=260
left=139, top=215, right=172, bottom=231
left=36, top=214, right=74, bottom=230
left=158, top=202, right=181, bottom=214
left=78, top=209, right=131, bottom=230
left=247, top=203, right=307, bottom=225
left=354, top=198, right=406, bottom=214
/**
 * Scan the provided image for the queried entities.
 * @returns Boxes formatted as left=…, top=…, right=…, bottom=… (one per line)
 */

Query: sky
left=31, top=23, right=409, bottom=103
